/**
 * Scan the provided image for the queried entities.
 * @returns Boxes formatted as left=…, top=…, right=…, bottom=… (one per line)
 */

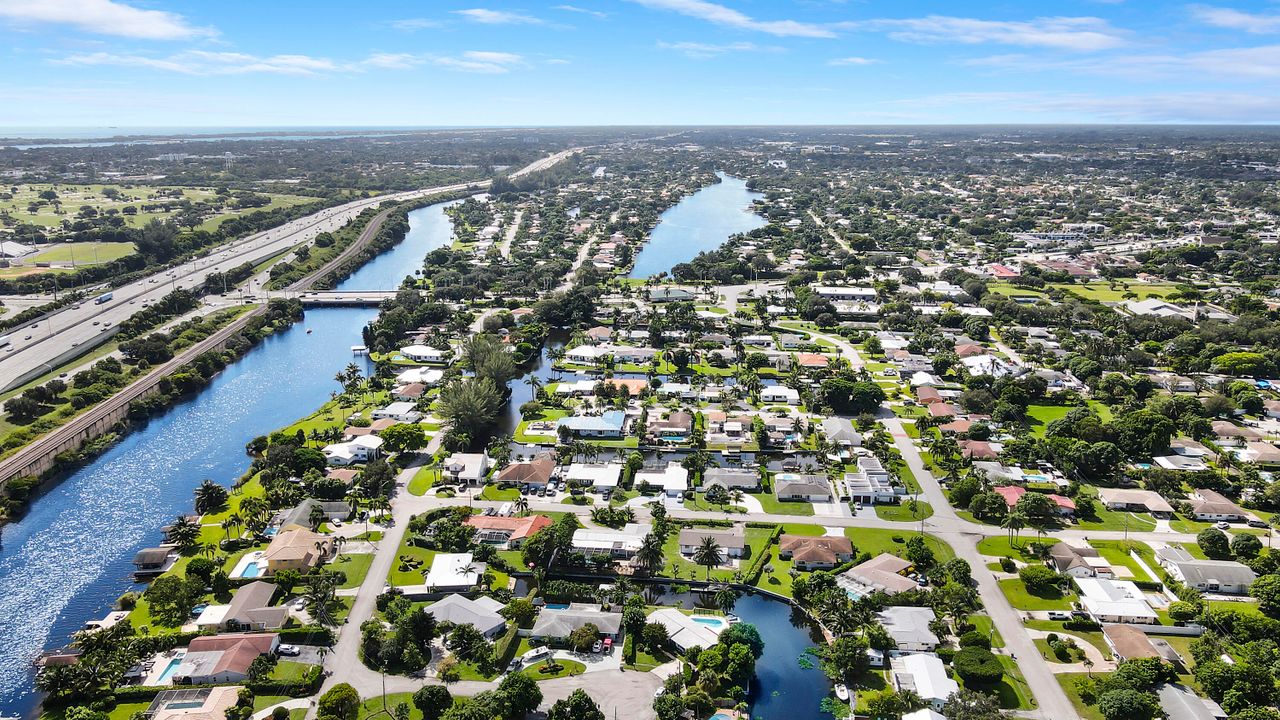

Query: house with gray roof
left=1155, top=547, right=1257, bottom=594
left=531, top=604, right=623, bottom=642
left=426, top=594, right=507, bottom=638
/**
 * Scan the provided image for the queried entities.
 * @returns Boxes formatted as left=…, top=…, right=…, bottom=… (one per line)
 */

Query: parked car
left=1248, top=519, right=1269, bottom=528
left=1215, top=521, right=1231, bottom=530
left=278, top=644, right=300, bottom=656
left=592, top=640, right=603, bottom=653
left=1047, top=610, right=1072, bottom=621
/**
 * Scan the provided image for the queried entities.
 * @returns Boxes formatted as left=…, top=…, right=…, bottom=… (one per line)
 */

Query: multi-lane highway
left=0, top=148, right=579, bottom=391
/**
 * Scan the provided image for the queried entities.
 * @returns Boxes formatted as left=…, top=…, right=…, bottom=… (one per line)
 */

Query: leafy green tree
left=318, top=684, right=361, bottom=720
left=1017, top=565, right=1059, bottom=595
left=1231, top=533, right=1262, bottom=559
left=1250, top=573, right=1280, bottom=615
left=547, top=689, right=604, bottom=720
left=413, top=685, right=453, bottom=720
left=1096, top=689, right=1160, bottom=720
left=1198, top=528, right=1232, bottom=560
left=941, top=689, right=1007, bottom=720
left=381, top=423, right=427, bottom=454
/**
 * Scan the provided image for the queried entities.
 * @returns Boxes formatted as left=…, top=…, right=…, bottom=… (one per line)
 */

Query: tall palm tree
left=1003, top=509, right=1026, bottom=547
left=514, top=495, right=530, bottom=516
left=693, top=536, right=723, bottom=580
left=635, top=532, right=665, bottom=575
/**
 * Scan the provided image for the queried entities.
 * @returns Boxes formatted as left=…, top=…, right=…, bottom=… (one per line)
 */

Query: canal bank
left=0, top=198, right=461, bottom=717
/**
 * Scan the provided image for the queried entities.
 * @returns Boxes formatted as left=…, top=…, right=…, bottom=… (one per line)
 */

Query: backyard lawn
left=663, top=526, right=774, bottom=582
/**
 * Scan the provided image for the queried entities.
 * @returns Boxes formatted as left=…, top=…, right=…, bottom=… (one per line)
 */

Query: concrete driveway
left=536, top=669, right=662, bottom=720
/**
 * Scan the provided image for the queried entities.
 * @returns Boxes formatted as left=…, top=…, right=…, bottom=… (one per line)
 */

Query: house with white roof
left=891, top=653, right=958, bottom=711
left=425, top=594, right=507, bottom=638
left=322, top=435, right=383, bottom=466
left=760, top=385, right=800, bottom=405
left=563, top=462, right=624, bottom=489
left=399, top=345, right=451, bottom=364
left=1075, top=577, right=1158, bottom=623
left=572, top=523, right=649, bottom=558
left=371, top=401, right=422, bottom=423
left=634, top=462, right=689, bottom=497
left=442, top=453, right=490, bottom=486
left=425, top=553, right=486, bottom=592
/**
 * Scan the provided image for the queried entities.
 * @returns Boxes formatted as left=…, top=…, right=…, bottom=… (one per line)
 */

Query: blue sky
left=1, top=0, right=1279, bottom=126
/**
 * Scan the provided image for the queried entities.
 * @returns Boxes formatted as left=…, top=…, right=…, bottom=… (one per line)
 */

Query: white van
left=498, top=502, right=513, bottom=517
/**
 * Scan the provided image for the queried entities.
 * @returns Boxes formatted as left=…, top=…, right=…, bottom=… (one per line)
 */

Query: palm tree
left=514, top=495, right=530, bottom=516
left=308, top=504, right=327, bottom=531
left=193, top=480, right=227, bottom=515
left=635, top=532, right=666, bottom=575
left=524, top=375, right=543, bottom=397
left=693, top=536, right=723, bottom=580
left=167, top=515, right=201, bottom=551
left=1003, top=509, right=1027, bottom=547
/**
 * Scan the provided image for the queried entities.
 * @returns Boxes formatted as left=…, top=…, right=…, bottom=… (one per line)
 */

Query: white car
left=1215, top=521, right=1231, bottom=530
left=277, top=644, right=300, bottom=657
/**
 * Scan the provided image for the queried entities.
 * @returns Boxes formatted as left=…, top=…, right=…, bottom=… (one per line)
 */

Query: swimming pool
left=544, top=603, right=570, bottom=610
left=710, top=713, right=735, bottom=720
left=231, top=551, right=266, bottom=579
left=241, top=561, right=263, bottom=578
left=692, top=616, right=726, bottom=629
left=156, top=658, right=183, bottom=684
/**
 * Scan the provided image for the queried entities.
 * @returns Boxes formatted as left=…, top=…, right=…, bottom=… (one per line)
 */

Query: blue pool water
left=545, top=603, right=571, bottom=610
left=693, top=616, right=725, bottom=628
left=156, top=658, right=183, bottom=684
left=241, top=561, right=263, bottom=578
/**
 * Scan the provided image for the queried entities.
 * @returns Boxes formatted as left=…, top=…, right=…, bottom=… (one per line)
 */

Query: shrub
left=952, top=647, right=1004, bottom=685
left=958, top=631, right=991, bottom=649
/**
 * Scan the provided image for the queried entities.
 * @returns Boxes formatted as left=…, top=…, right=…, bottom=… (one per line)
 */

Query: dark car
left=1248, top=519, right=1270, bottom=528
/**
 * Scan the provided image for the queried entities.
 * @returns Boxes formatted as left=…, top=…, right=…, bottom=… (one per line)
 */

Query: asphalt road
left=0, top=148, right=581, bottom=391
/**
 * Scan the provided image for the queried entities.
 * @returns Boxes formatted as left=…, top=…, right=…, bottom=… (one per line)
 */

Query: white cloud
left=434, top=50, right=527, bottom=73
left=850, top=15, right=1126, bottom=51
left=967, top=44, right=1280, bottom=80
left=1189, top=5, right=1280, bottom=34
left=388, top=18, right=443, bottom=31
left=629, top=0, right=836, bottom=38
left=828, top=56, right=879, bottom=66
left=656, top=40, right=775, bottom=58
left=452, top=8, right=543, bottom=25
left=0, top=0, right=212, bottom=39
left=56, top=50, right=341, bottom=75
left=554, top=5, right=607, bottom=19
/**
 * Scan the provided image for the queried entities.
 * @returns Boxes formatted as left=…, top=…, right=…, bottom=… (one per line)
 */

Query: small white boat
left=306, top=328, right=313, bottom=334
left=834, top=684, right=850, bottom=702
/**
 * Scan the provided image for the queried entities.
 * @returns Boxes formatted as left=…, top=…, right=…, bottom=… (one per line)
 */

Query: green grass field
left=0, top=183, right=313, bottom=231
left=26, top=241, right=137, bottom=265
left=874, top=501, right=933, bottom=522
left=999, top=577, right=1076, bottom=611
left=842, top=527, right=955, bottom=562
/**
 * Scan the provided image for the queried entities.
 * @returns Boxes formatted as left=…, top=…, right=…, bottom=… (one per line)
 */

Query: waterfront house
left=778, top=535, right=854, bottom=570
left=891, top=653, right=958, bottom=711
left=774, top=473, right=831, bottom=503
left=840, top=554, right=917, bottom=596
left=878, top=606, right=940, bottom=651
left=495, top=453, right=556, bottom=487
left=371, top=401, right=422, bottom=423
left=557, top=410, right=627, bottom=438
left=172, top=633, right=278, bottom=685
left=280, top=499, right=350, bottom=531
left=399, top=344, right=451, bottom=364
left=571, top=523, right=649, bottom=559
left=821, top=417, right=863, bottom=447
left=531, top=604, right=623, bottom=643
left=634, top=462, right=689, bottom=497
left=322, top=435, right=383, bottom=466
left=678, top=526, right=746, bottom=559
left=563, top=461, right=624, bottom=490
left=701, top=467, right=760, bottom=492
left=262, top=528, right=331, bottom=575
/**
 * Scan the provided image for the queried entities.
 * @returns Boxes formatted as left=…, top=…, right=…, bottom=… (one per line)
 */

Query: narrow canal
left=0, top=199, right=459, bottom=716
left=629, top=173, right=765, bottom=279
